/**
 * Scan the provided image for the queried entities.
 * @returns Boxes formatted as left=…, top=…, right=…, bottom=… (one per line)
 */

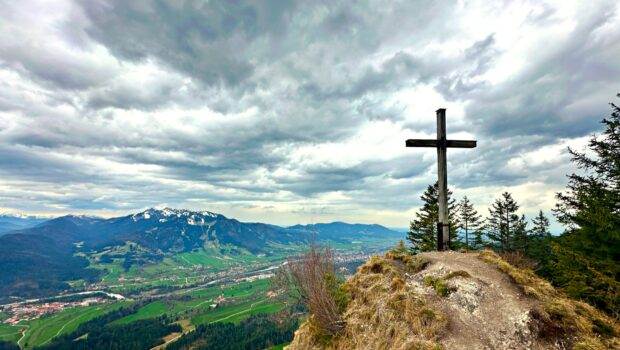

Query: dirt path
left=151, top=319, right=194, bottom=350
left=209, top=298, right=267, bottom=324
left=17, top=324, right=29, bottom=349
left=411, top=251, right=545, bottom=350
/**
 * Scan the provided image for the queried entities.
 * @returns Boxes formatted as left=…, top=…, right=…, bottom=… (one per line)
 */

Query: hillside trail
left=412, top=251, right=544, bottom=350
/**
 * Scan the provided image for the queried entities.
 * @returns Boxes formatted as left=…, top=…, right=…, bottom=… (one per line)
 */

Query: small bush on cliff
left=274, top=244, right=348, bottom=341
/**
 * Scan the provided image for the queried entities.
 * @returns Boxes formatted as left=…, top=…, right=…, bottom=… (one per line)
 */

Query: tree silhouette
left=407, top=182, right=458, bottom=252
left=486, top=192, right=520, bottom=251
left=457, top=196, right=483, bottom=249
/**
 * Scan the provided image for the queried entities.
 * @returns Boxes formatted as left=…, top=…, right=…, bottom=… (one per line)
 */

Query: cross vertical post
left=436, top=109, right=449, bottom=251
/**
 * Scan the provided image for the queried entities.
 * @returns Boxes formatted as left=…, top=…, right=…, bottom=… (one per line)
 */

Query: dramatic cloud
left=0, top=0, right=619, bottom=231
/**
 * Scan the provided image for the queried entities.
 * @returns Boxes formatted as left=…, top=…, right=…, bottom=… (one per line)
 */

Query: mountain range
left=0, top=208, right=402, bottom=300
left=0, top=214, right=48, bottom=235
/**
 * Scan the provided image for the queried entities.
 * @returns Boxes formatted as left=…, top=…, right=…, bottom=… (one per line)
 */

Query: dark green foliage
left=592, top=318, right=616, bottom=337
left=324, top=273, right=350, bottom=315
left=513, top=214, right=529, bottom=254
left=542, top=94, right=620, bottom=319
left=0, top=341, right=19, bottom=350
left=0, top=217, right=102, bottom=300
left=166, top=314, right=298, bottom=350
left=457, top=196, right=483, bottom=249
left=539, top=243, right=620, bottom=318
left=39, top=317, right=180, bottom=350
left=38, top=302, right=148, bottom=349
left=526, top=211, right=552, bottom=262
left=486, top=192, right=520, bottom=251
left=531, top=210, right=551, bottom=238
left=407, top=182, right=459, bottom=252
left=424, top=276, right=452, bottom=297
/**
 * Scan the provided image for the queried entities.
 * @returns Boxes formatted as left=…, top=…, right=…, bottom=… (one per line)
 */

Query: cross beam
left=405, top=140, right=477, bottom=148
left=406, top=108, right=477, bottom=251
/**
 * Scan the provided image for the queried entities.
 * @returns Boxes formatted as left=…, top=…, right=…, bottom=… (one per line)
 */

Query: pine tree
left=555, top=94, right=620, bottom=263
left=528, top=210, right=551, bottom=261
left=548, top=94, right=620, bottom=317
left=513, top=214, right=529, bottom=254
left=457, top=196, right=483, bottom=249
left=486, top=192, right=520, bottom=251
left=531, top=210, right=551, bottom=239
left=407, top=182, right=458, bottom=253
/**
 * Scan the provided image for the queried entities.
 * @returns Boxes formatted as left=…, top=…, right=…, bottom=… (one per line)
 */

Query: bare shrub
left=273, top=243, right=347, bottom=339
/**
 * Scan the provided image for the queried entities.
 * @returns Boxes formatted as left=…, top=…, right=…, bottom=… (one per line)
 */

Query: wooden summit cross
left=406, top=108, right=477, bottom=251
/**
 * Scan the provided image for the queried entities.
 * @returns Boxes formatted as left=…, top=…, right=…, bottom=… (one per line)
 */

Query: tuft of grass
left=592, top=319, right=615, bottom=337
left=390, top=276, right=406, bottom=291
left=385, top=240, right=409, bottom=260
left=424, top=276, right=453, bottom=297
left=443, top=270, right=470, bottom=280
left=403, top=255, right=431, bottom=274
left=360, top=255, right=400, bottom=277
left=478, top=250, right=555, bottom=300
left=385, top=241, right=431, bottom=274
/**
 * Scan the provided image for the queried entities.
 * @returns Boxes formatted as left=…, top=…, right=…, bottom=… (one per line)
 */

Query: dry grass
left=385, top=242, right=431, bottom=274
left=420, top=270, right=470, bottom=297
left=478, top=250, right=556, bottom=300
left=478, top=250, right=620, bottom=349
left=287, top=255, right=446, bottom=350
left=442, top=270, right=471, bottom=280
left=423, top=275, right=455, bottom=297
left=499, top=251, right=539, bottom=270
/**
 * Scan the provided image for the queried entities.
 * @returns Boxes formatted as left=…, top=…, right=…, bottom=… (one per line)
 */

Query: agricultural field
left=190, top=297, right=285, bottom=326
left=84, top=243, right=294, bottom=296
left=3, top=277, right=279, bottom=349
left=112, top=301, right=169, bottom=325
left=0, top=318, right=25, bottom=343
left=0, top=238, right=392, bottom=349
left=18, top=301, right=132, bottom=349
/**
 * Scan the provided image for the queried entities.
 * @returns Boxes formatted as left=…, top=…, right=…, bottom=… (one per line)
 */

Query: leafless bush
left=273, top=243, right=347, bottom=338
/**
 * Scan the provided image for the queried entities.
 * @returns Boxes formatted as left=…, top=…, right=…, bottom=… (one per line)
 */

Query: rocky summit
left=287, top=251, right=620, bottom=350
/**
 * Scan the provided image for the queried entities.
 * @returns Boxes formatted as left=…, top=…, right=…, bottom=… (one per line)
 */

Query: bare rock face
left=445, top=277, right=483, bottom=314
left=405, top=252, right=549, bottom=350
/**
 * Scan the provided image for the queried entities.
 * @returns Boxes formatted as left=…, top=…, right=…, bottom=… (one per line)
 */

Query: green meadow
left=18, top=301, right=132, bottom=349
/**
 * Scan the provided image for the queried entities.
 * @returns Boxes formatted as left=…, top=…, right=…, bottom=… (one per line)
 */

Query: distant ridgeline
left=0, top=208, right=402, bottom=300
left=0, top=214, right=47, bottom=235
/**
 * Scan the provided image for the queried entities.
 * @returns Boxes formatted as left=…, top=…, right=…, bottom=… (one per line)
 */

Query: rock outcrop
left=287, top=250, right=619, bottom=350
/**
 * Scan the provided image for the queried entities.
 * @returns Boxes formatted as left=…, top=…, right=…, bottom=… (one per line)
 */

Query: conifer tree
left=407, top=182, right=458, bottom=253
left=527, top=210, right=551, bottom=261
left=531, top=210, right=551, bottom=239
left=486, top=192, right=520, bottom=251
left=555, top=94, right=620, bottom=263
left=513, top=214, right=529, bottom=254
left=548, top=94, right=620, bottom=316
left=457, top=196, right=483, bottom=249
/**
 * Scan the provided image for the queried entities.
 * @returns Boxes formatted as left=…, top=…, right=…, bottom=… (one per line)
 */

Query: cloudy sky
left=1, top=0, right=619, bottom=230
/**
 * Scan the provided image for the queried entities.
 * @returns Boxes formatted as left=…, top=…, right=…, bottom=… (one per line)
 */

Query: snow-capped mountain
left=0, top=213, right=48, bottom=235
left=0, top=207, right=402, bottom=299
